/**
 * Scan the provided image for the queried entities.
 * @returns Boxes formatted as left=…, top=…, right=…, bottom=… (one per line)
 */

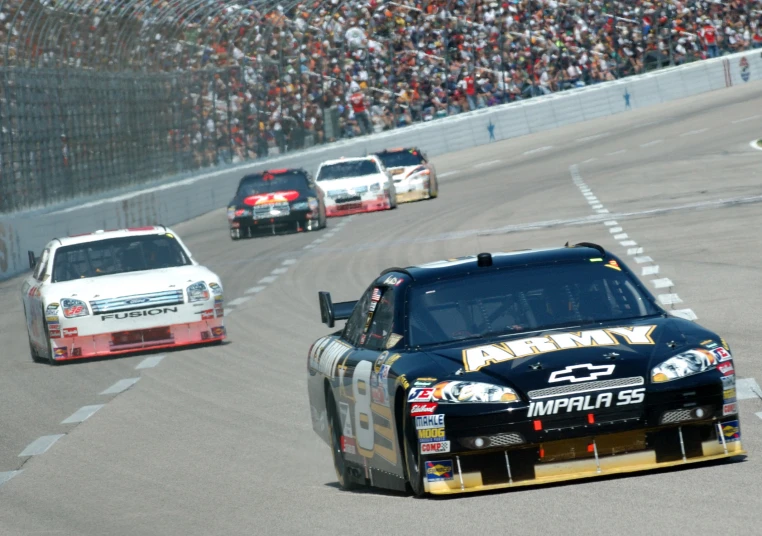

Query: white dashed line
left=756, top=412, right=762, bottom=421
left=523, top=146, right=553, bottom=155
left=620, top=240, right=637, bottom=247
left=596, top=209, right=610, bottom=214
left=670, top=309, right=698, bottom=321
left=19, top=435, right=65, bottom=457
left=282, top=259, right=297, bottom=266
left=474, top=159, right=502, bottom=168
left=271, top=267, right=289, bottom=275
left=0, top=471, right=21, bottom=488
left=581, top=158, right=597, bottom=164
left=680, top=128, right=709, bottom=137
left=658, top=294, right=683, bottom=305
left=591, top=204, right=603, bottom=210
left=634, top=256, right=653, bottom=263
left=736, top=378, right=762, bottom=400
left=609, top=227, right=623, bottom=233
left=604, top=221, right=618, bottom=227
left=100, top=378, right=140, bottom=395
left=613, top=233, right=628, bottom=240
left=439, top=170, right=459, bottom=178
left=304, top=244, right=315, bottom=249
left=732, top=114, right=760, bottom=124
left=258, top=275, right=278, bottom=284
left=61, top=404, right=104, bottom=425
left=606, top=149, right=626, bottom=156
left=628, top=247, right=644, bottom=255
left=135, top=355, right=165, bottom=369
left=245, top=286, right=267, bottom=295
left=227, top=297, right=251, bottom=307
left=640, top=139, right=664, bottom=148
left=577, top=133, right=609, bottom=143
left=641, top=265, right=660, bottom=276
left=651, top=278, right=674, bottom=289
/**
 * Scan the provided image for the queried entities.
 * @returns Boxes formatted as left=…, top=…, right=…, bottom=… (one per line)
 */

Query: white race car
left=374, top=147, right=439, bottom=203
left=315, top=156, right=397, bottom=217
left=21, top=226, right=226, bottom=365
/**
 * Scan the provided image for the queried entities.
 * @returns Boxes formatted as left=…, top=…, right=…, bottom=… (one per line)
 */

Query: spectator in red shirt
left=348, top=82, right=372, bottom=136
left=700, top=18, right=719, bottom=58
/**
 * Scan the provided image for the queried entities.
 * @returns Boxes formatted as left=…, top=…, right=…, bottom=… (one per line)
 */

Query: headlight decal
left=61, top=298, right=89, bottom=318
left=433, top=381, right=519, bottom=403
left=651, top=349, right=718, bottom=383
left=186, top=281, right=210, bottom=303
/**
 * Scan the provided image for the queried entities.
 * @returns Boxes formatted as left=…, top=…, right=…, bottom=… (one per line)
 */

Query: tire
left=230, top=227, right=240, bottom=241
left=24, top=307, right=44, bottom=363
left=327, top=396, right=356, bottom=491
left=428, top=176, right=439, bottom=199
left=403, top=411, right=426, bottom=497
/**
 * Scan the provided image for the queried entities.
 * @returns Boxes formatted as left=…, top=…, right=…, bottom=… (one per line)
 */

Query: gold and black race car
left=306, top=243, right=744, bottom=496
left=373, top=147, right=438, bottom=203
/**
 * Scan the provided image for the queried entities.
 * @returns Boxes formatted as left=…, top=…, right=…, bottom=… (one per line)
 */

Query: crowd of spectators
left=1, top=0, right=762, bottom=205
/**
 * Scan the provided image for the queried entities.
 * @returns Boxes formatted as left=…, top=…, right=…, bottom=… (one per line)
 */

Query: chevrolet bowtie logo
left=548, top=363, right=616, bottom=383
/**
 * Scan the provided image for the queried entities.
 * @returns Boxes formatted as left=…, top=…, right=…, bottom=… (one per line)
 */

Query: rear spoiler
left=27, top=250, right=38, bottom=270
left=319, top=291, right=357, bottom=328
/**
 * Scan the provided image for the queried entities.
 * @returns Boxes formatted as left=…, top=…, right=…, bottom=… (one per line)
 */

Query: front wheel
left=403, top=412, right=426, bottom=497
left=328, top=398, right=356, bottom=491
left=230, top=227, right=241, bottom=241
left=428, top=176, right=439, bottom=199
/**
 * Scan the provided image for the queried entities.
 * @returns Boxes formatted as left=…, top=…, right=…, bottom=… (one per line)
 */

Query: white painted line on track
left=523, top=146, right=553, bottom=155
left=577, top=133, right=609, bottom=143
left=736, top=378, right=762, bottom=400
left=303, top=244, right=315, bottom=249
left=258, top=275, right=277, bottom=284
left=609, top=227, right=623, bottom=233
left=227, top=297, right=251, bottom=306
left=651, top=278, right=674, bottom=289
left=271, top=267, right=289, bottom=275
left=642, top=265, right=660, bottom=276
left=606, top=149, right=626, bottom=156
left=620, top=240, right=637, bottom=247
left=581, top=158, right=597, bottom=164
left=640, top=139, right=663, bottom=148
left=670, top=309, right=698, bottom=321
left=312, top=238, right=326, bottom=245
left=680, top=128, right=708, bottom=137
left=596, top=209, right=610, bottom=214
left=732, top=114, right=760, bottom=124
left=584, top=193, right=596, bottom=199
left=100, top=378, right=140, bottom=395
left=473, top=159, right=501, bottom=168
left=282, top=259, right=297, bottom=266
left=19, top=435, right=65, bottom=457
left=136, top=355, right=165, bottom=369
left=628, top=247, right=644, bottom=255
left=604, top=221, right=618, bottom=226
left=613, top=233, right=628, bottom=240
left=245, top=286, right=267, bottom=295
left=0, top=471, right=21, bottom=488
left=439, top=170, right=459, bottom=178
left=756, top=412, right=762, bottom=421
left=592, top=204, right=603, bottom=209
left=634, top=256, right=653, bottom=263
left=61, top=404, right=104, bottom=425
left=658, top=294, right=683, bottom=305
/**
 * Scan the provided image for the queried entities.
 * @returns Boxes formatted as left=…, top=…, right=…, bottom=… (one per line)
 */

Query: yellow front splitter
left=425, top=440, right=746, bottom=495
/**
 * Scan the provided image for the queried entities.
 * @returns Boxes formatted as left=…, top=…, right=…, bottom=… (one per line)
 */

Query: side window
left=342, top=287, right=373, bottom=347
left=33, top=249, right=50, bottom=281
left=362, top=287, right=395, bottom=351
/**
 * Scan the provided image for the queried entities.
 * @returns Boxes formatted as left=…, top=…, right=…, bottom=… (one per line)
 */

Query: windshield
left=408, top=261, right=660, bottom=347
left=236, top=172, right=309, bottom=197
left=376, top=150, right=424, bottom=168
left=317, top=160, right=379, bottom=181
left=52, top=234, right=191, bottom=282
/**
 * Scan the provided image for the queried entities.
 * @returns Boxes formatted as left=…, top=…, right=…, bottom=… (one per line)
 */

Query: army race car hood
left=423, top=317, right=719, bottom=397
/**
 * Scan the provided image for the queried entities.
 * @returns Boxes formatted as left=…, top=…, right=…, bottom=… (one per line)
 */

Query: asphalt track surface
left=2, top=81, right=762, bottom=535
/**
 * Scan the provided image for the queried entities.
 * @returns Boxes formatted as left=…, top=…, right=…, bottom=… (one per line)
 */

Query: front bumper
left=394, top=177, right=431, bottom=203
left=325, top=195, right=390, bottom=217
left=230, top=208, right=317, bottom=234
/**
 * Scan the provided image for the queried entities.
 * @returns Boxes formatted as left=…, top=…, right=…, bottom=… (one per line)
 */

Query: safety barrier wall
left=1, top=50, right=760, bottom=281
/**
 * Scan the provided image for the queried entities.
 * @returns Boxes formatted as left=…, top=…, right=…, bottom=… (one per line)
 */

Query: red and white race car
left=315, top=156, right=398, bottom=217
left=21, top=226, right=226, bottom=364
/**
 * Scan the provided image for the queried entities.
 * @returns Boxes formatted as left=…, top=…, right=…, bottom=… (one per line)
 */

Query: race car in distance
left=21, top=226, right=226, bottom=365
left=315, top=156, right=397, bottom=217
left=374, top=147, right=438, bottom=203
left=227, top=168, right=327, bottom=239
left=307, top=243, right=744, bottom=496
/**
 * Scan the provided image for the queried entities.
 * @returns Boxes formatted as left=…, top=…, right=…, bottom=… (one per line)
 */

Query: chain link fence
left=1, top=0, right=760, bottom=213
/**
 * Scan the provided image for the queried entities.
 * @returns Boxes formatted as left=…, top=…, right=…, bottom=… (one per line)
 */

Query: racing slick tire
left=428, top=177, right=439, bottom=199
left=403, top=410, right=426, bottom=497
left=327, top=394, right=357, bottom=491
left=230, top=227, right=241, bottom=241
left=387, top=190, right=398, bottom=210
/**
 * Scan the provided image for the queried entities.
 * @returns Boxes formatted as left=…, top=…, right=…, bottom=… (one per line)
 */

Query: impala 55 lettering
left=527, top=388, right=646, bottom=417
left=100, top=307, right=179, bottom=320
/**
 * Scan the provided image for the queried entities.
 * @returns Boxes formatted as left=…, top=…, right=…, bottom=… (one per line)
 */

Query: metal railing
left=0, top=0, right=759, bottom=213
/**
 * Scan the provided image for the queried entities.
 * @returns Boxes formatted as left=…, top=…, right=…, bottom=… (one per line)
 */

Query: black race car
left=227, top=168, right=327, bottom=239
left=307, top=243, right=744, bottom=496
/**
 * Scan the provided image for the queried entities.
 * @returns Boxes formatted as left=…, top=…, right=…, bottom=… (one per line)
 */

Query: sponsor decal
left=413, top=379, right=436, bottom=387
left=62, top=327, right=78, bottom=337
left=410, top=402, right=438, bottom=416
left=701, top=339, right=719, bottom=349
left=373, top=351, right=389, bottom=372
left=125, top=298, right=149, bottom=305
left=421, top=441, right=451, bottom=454
left=371, top=384, right=387, bottom=406
left=49, top=329, right=62, bottom=339
left=723, top=403, right=738, bottom=417
left=740, top=57, right=750, bottom=82
left=309, top=337, right=352, bottom=378
left=408, top=387, right=435, bottom=402
left=46, top=316, right=60, bottom=324
left=65, top=304, right=85, bottom=317
left=463, top=325, right=657, bottom=372
left=371, top=288, right=382, bottom=302
left=719, top=420, right=740, bottom=443
left=549, top=363, right=616, bottom=383
left=243, top=190, right=300, bottom=206
left=368, top=301, right=377, bottom=313
left=379, top=364, right=390, bottom=380
left=386, top=334, right=403, bottom=348
left=201, top=309, right=214, bottom=320
left=415, top=414, right=445, bottom=429
left=712, top=347, right=731, bottom=362
left=527, top=388, right=645, bottom=418
left=604, top=259, right=622, bottom=271
left=383, top=275, right=404, bottom=286
left=100, top=307, right=179, bottom=321
left=417, top=427, right=446, bottom=443
left=215, top=306, right=224, bottom=318
left=723, top=388, right=737, bottom=401
left=397, top=374, right=410, bottom=390
left=425, top=460, right=454, bottom=482
left=46, top=303, right=59, bottom=314
left=385, top=353, right=402, bottom=366
left=211, top=326, right=226, bottom=337
left=721, top=374, right=736, bottom=389
left=53, top=347, right=68, bottom=358
left=717, top=362, right=734, bottom=376
left=338, top=402, right=353, bottom=438
left=341, top=436, right=357, bottom=455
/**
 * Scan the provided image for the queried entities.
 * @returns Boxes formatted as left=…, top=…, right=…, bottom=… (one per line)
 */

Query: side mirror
left=319, top=291, right=357, bottom=328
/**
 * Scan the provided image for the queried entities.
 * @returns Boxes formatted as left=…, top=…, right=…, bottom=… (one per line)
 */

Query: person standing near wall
left=348, top=82, right=373, bottom=135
